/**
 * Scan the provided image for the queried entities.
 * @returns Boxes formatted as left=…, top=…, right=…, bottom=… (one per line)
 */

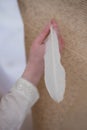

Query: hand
left=22, top=19, right=64, bottom=86
left=22, top=22, right=50, bottom=86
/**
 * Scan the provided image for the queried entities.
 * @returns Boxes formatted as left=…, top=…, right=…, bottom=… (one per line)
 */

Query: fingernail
left=51, top=19, right=57, bottom=25
left=51, top=20, right=58, bottom=30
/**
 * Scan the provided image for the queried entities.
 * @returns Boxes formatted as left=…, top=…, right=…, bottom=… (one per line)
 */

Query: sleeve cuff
left=10, top=78, right=40, bottom=107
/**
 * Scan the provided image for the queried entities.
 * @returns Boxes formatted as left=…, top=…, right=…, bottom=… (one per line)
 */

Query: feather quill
left=44, top=26, right=66, bottom=103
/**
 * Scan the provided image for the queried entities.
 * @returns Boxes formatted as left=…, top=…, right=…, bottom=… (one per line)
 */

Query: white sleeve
left=0, top=78, right=39, bottom=130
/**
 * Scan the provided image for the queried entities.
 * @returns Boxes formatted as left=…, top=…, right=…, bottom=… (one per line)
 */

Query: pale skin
left=22, top=19, right=64, bottom=86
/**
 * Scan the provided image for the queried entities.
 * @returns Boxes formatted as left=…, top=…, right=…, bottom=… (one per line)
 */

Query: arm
left=0, top=78, right=39, bottom=130
left=0, top=21, right=51, bottom=130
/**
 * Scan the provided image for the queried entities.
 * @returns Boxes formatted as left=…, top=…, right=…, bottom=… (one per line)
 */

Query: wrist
left=22, top=63, right=42, bottom=86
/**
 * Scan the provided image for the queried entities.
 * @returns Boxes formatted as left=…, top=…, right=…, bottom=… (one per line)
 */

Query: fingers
left=51, top=19, right=64, bottom=53
left=33, top=19, right=64, bottom=53
left=51, top=19, right=58, bottom=34
left=34, top=22, right=51, bottom=44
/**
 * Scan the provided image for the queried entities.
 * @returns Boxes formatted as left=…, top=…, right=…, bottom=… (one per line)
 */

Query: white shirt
left=0, top=78, right=39, bottom=130
left=0, top=0, right=26, bottom=96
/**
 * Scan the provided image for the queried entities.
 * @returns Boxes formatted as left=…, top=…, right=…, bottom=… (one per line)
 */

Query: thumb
left=51, top=19, right=64, bottom=53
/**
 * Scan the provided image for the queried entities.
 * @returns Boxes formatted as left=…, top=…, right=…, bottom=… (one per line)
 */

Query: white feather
left=44, top=26, right=66, bottom=103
